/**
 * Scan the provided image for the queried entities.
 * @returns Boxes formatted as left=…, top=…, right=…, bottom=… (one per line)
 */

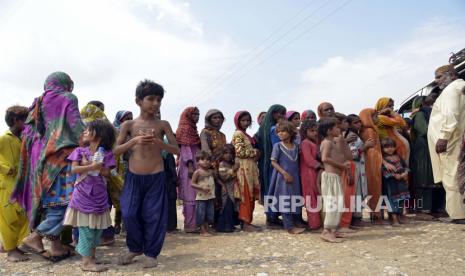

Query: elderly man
left=428, top=65, right=465, bottom=223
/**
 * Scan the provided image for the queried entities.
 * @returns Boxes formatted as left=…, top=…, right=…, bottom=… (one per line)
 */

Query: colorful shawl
left=301, top=109, right=316, bottom=121
left=176, top=107, right=201, bottom=146
left=374, top=97, right=408, bottom=160
left=234, top=111, right=256, bottom=146
left=257, top=104, right=286, bottom=199
left=80, top=103, right=108, bottom=124
left=11, top=72, right=84, bottom=225
left=113, top=110, right=133, bottom=130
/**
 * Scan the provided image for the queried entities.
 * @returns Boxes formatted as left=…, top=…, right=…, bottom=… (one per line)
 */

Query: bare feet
left=288, top=227, right=306, bottom=234
left=49, top=240, right=68, bottom=257
left=118, top=252, right=142, bottom=265
left=81, top=263, right=108, bottom=272
left=21, top=232, right=44, bottom=253
left=142, top=256, right=158, bottom=268
left=243, top=223, right=260, bottom=232
left=334, top=231, right=347, bottom=238
left=321, top=231, right=343, bottom=243
left=200, top=231, right=213, bottom=237
left=100, top=237, right=115, bottom=246
left=7, top=249, right=29, bottom=262
left=338, top=227, right=356, bottom=233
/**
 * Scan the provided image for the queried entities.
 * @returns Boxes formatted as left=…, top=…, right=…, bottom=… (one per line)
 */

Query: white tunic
left=427, top=78, right=465, bottom=219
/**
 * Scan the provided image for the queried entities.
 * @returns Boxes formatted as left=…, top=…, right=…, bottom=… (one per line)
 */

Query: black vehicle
left=398, top=48, right=465, bottom=117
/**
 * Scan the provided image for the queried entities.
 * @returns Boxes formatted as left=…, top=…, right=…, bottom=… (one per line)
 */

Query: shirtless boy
left=319, top=117, right=351, bottom=243
left=114, top=80, right=179, bottom=268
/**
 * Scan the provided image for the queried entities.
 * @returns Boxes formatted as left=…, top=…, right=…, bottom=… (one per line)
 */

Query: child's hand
left=188, top=164, right=195, bottom=179
left=134, top=135, right=154, bottom=145
left=81, top=156, right=91, bottom=166
left=203, top=187, right=211, bottom=193
left=283, top=172, right=293, bottom=183
left=343, top=161, right=352, bottom=170
left=345, top=132, right=358, bottom=144
left=92, top=162, right=104, bottom=171
left=383, top=161, right=396, bottom=173
left=364, top=138, right=375, bottom=149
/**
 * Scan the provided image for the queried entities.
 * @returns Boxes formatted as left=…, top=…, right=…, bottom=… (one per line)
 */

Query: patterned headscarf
left=113, top=110, right=133, bottom=130
left=234, top=111, right=255, bottom=145
left=80, top=103, right=108, bottom=124
left=204, top=109, right=224, bottom=131
left=301, top=109, right=316, bottom=121
left=12, top=72, right=84, bottom=225
left=176, top=107, right=201, bottom=145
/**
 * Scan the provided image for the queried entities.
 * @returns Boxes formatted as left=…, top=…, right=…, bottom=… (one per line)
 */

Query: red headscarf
left=176, top=107, right=201, bottom=145
left=234, top=111, right=255, bottom=145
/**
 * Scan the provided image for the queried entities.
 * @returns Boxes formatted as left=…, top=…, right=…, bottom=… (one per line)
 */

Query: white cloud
left=292, top=18, right=465, bottom=116
left=0, top=0, right=237, bottom=131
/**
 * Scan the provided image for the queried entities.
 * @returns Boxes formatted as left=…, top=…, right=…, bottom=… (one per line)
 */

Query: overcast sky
left=0, top=0, right=464, bottom=138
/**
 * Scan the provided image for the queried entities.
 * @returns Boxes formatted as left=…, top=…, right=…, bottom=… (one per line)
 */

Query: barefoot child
left=63, top=120, right=115, bottom=272
left=215, top=144, right=240, bottom=232
left=299, top=119, right=322, bottom=230
left=0, top=106, right=29, bottom=262
left=191, top=150, right=216, bottom=236
left=319, top=117, right=350, bottom=242
left=232, top=111, right=261, bottom=232
left=381, top=137, right=410, bottom=226
left=114, top=80, right=179, bottom=268
left=267, top=121, right=305, bottom=234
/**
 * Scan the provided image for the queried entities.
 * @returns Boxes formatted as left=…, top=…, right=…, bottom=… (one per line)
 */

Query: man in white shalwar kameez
left=428, top=65, right=465, bottom=222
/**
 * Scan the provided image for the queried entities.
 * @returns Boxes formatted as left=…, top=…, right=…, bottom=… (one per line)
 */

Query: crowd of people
left=0, top=64, right=464, bottom=272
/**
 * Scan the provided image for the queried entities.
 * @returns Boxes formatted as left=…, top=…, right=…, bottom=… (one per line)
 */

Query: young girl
left=176, top=107, right=201, bottom=233
left=232, top=111, right=261, bottom=232
left=267, top=121, right=305, bottom=234
left=215, top=144, right=240, bottom=232
left=190, top=151, right=216, bottom=237
left=64, top=120, right=115, bottom=272
left=299, top=119, right=321, bottom=230
left=381, top=137, right=411, bottom=226
left=345, top=114, right=374, bottom=226
left=286, top=111, right=301, bottom=144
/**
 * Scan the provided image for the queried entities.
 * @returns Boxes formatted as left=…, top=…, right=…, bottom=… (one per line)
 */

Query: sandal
left=42, top=250, right=72, bottom=263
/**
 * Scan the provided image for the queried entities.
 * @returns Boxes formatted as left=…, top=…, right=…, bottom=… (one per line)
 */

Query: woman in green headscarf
left=257, top=104, right=286, bottom=225
left=410, top=95, right=444, bottom=215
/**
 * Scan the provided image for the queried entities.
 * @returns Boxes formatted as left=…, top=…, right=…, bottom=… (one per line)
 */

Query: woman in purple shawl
left=12, top=72, right=84, bottom=261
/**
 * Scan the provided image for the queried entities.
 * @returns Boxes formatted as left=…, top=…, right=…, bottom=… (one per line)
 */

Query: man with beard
left=428, top=65, right=465, bottom=223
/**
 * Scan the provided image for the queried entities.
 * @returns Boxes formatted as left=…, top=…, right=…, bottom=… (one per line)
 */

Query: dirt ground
left=1, top=205, right=465, bottom=276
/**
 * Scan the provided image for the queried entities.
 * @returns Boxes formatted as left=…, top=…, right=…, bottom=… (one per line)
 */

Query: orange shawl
left=359, top=108, right=383, bottom=212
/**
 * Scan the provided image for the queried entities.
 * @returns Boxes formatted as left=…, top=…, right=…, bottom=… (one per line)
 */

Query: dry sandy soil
left=1, top=205, right=465, bottom=276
